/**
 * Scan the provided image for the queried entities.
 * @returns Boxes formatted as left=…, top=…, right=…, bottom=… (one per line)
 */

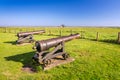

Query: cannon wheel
left=43, top=59, right=51, bottom=67
left=62, top=53, right=70, bottom=60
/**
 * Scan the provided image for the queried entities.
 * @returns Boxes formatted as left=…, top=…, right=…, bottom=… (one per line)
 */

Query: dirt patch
left=22, top=57, right=75, bottom=72
left=22, top=65, right=36, bottom=73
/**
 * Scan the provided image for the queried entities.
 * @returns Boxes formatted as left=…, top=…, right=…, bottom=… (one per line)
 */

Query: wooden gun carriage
left=32, top=33, right=80, bottom=66
left=16, top=30, right=45, bottom=44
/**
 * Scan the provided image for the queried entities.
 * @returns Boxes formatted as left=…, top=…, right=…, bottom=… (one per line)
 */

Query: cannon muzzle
left=35, top=33, right=80, bottom=52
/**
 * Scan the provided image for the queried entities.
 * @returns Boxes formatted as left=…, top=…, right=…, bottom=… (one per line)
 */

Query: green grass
left=0, top=27, right=120, bottom=80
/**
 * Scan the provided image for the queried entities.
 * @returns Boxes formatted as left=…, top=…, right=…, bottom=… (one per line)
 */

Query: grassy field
left=0, top=27, right=120, bottom=80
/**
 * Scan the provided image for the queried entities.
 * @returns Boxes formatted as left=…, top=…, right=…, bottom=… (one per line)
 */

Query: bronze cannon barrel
left=35, top=33, right=80, bottom=52
left=17, top=30, right=45, bottom=37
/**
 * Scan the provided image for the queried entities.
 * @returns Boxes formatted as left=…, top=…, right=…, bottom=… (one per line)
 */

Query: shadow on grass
left=4, top=41, right=17, bottom=45
left=4, top=51, right=38, bottom=72
left=85, top=38, right=97, bottom=41
left=99, top=39, right=118, bottom=44
left=85, top=38, right=118, bottom=45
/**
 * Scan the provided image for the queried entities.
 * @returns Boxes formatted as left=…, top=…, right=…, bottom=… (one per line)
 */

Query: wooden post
left=96, top=32, right=99, bottom=41
left=80, top=31, right=82, bottom=38
left=118, top=32, right=120, bottom=43
left=5, top=28, right=7, bottom=33
left=80, top=31, right=85, bottom=39
left=49, top=30, right=51, bottom=35
left=59, top=30, right=62, bottom=36
left=5, top=27, right=7, bottom=33
left=81, top=31, right=83, bottom=39
left=2, top=28, right=5, bottom=33
left=70, top=29, right=73, bottom=35
left=20, top=29, right=22, bottom=32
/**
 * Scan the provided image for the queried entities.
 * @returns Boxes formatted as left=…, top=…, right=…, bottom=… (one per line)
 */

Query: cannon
left=16, top=30, right=45, bottom=44
left=32, top=33, right=80, bottom=66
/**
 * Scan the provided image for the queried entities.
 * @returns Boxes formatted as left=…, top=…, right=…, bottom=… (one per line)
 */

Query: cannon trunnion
left=33, top=33, right=80, bottom=67
left=16, top=30, right=45, bottom=44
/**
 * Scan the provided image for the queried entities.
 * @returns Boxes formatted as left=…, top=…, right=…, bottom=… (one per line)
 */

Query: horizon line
left=0, top=25, right=120, bottom=27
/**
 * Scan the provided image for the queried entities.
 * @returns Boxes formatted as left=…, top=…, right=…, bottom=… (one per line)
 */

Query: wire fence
left=0, top=27, right=119, bottom=43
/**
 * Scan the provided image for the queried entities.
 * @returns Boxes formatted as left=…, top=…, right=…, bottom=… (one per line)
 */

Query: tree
left=60, top=24, right=65, bottom=28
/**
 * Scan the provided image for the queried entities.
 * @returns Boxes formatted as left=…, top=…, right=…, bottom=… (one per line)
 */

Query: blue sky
left=0, top=0, right=120, bottom=26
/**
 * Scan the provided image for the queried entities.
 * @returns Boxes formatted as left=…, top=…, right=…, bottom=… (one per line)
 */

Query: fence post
left=81, top=31, right=83, bottom=39
left=118, top=32, right=120, bottom=43
left=70, top=29, right=73, bottom=35
left=20, top=29, right=22, bottom=32
left=5, top=27, right=7, bottom=33
left=80, top=31, right=82, bottom=38
left=49, top=30, right=51, bottom=35
left=59, top=30, right=62, bottom=36
left=96, top=32, right=99, bottom=41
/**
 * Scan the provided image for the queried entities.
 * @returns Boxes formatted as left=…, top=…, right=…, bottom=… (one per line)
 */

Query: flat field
left=0, top=27, right=120, bottom=80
